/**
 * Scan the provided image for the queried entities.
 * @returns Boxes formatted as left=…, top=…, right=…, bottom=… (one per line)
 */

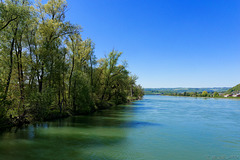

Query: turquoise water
left=1, top=95, right=240, bottom=160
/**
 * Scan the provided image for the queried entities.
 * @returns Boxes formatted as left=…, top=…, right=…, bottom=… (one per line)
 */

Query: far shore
left=144, top=94, right=240, bottom=100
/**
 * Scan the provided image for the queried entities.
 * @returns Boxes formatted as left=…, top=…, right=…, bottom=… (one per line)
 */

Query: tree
left=0, top=0, right=20, bottom=31
left=97, top=50, right=123, bottom=102
left=0, top=0, right=144, bottom=128
left=202, top=91, right=208, bottom=97
left=213, top=92, right=219, bottom=97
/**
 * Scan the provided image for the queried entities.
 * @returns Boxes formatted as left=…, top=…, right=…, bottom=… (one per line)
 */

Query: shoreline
left=0, top=98, right=142, bottom=132
left=144, top=94, right=240, bottom=100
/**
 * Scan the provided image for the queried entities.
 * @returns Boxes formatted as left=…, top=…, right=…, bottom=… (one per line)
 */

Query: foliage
left=0, top=0, right=144, bottom=128
left=70, top=71, right=95, bottom=114
left=226, top=84, right=240, bottom=94
left=144, top=87, right=230, bottom=95
left=202, top=91, right=208, bottom=97
left=28, top=88, right=54, bottom=121
left=0, top=80, right=12, bottom=128
left=213, top=92, right=219, bottom=97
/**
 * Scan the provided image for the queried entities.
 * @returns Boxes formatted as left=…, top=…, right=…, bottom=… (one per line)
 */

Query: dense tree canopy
left=0, top=0, right=144, bottom=128
left=213, top=92, right=219, bottom=97
left=201, top=91, right=208, bottom=97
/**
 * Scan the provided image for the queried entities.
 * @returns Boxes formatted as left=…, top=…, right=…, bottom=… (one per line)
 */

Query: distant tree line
left=144, top=87, right=230, bottom=95
left=145, top=90, right=221, bottom=97
left=164, top=91, right=220, bottom=97
left=0, top=0, right=144, bottom=128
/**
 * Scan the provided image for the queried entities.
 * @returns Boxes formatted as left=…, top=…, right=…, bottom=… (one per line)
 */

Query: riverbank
left=0, top=0, right=144, bottom=133
left=145, top=94, right=240, bottom=100
left=0, top=97, right=143, bottom=131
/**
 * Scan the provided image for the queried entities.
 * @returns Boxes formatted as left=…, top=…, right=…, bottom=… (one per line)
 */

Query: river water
left=1, top=95, right=240, bottom=160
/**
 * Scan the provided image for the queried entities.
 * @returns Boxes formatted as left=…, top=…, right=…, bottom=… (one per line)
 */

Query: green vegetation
left=144, top=87, right=238, bottom=98
left=201, top=91, right=208, bottom=97
left=213, top=92, right=219, bottom=97
left=0, top=0, right=144, bottom=129
left=144, top=87, right=240, bottom=99
left=144, top=87, right=229, bottom=95
left=226, top=84, right=240, bottom=94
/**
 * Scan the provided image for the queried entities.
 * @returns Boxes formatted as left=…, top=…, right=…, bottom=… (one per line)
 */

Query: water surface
left=1, top=95, right=240, bottom=160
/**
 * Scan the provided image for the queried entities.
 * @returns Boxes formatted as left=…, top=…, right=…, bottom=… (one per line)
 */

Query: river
left=0, top=95, right=240, bottom=160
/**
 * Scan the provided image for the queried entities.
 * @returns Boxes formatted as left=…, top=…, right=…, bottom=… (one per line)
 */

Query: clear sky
left=64, top=0, right=240, bottom=88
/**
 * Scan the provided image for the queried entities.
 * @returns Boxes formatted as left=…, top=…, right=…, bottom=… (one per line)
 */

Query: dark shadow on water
left=131, top=106, right=157, bottom=110
left=131, top=102, right=145, bottom=106
left=38, top=104, right=164, bottom=129
left=0, top=104, right=163, bottom=137
left=118, top=121, right=162, bottom=128
left=47, top=115, right=162, bottom=129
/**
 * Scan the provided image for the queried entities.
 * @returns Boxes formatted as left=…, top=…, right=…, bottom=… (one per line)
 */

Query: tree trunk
left=68, top=55, right=74, bottom=99
left=4, top=37, right=15, bottom=96
left=90, top=55, right=93, bottom=87
left=73, top=80, right=77, bottom=112
left=16, top=38, right=25, bottom=114
left=39, top=63, right=44, bottom=93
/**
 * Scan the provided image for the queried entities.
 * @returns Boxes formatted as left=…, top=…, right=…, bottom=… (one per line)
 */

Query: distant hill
left=226, top=84, right=240, bottom=94
left=144, top=87, right=230, bottom=95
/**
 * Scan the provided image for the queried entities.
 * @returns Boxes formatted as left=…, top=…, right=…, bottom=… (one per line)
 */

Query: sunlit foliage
left=0, top=0, right=143, bottom=128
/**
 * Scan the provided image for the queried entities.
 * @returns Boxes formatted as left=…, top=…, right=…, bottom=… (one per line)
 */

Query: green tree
left=0, top=0, right=144, bottom=128
left=202, top=91, right=208, bottom=97
left=213, top=92, right=219, bottom=97
left=0, top=0, right=21, bottom=31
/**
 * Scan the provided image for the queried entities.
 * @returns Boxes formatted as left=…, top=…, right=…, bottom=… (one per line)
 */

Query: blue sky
left=64, top=0, right=240, bottom=88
